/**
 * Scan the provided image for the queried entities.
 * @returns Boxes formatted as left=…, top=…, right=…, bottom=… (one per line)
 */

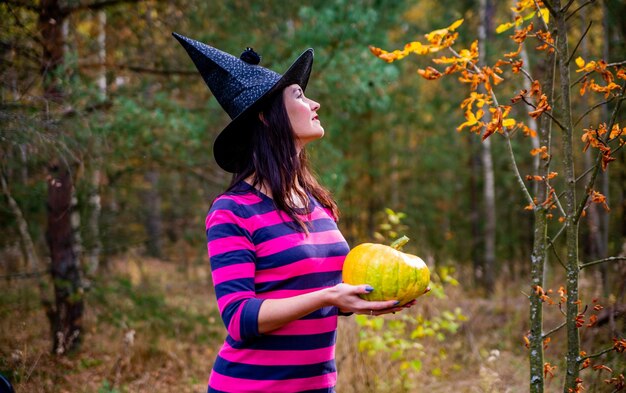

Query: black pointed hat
left=172, top=32, right=314, bottom=173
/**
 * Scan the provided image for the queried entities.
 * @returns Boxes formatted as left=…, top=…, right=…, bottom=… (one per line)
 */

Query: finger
left=355, top=285, right=374, bottom=295
left=403, top=299, right=417, bottom=308
left=368, top=300, right=399, bottom=310
left=371, top=306, right=405, bottom=316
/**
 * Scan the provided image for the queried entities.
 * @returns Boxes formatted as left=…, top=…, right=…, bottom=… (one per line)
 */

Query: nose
left=308, top=98, right=320, bottom=112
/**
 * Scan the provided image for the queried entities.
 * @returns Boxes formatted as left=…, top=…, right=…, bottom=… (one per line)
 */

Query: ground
left=0, top=255, right=622, bottom=392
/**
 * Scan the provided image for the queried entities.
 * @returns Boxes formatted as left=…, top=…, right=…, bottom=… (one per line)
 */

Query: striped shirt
left=205, top=181, right=350, bottom=393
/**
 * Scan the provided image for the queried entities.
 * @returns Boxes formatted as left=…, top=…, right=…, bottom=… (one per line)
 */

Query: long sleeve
left=206, top=205, right=264, bottom=342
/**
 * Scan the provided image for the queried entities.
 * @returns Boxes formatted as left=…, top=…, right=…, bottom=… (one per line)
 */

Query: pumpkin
left=342, top=236, right=430, bottom=306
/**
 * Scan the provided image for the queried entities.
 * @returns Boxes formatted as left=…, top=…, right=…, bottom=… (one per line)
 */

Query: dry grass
left=0, top=256, right=623, bottom=392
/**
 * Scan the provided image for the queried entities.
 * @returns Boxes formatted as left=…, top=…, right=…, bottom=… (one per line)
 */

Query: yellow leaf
left=425, top=19, right=464, bottom=42
left=575, top=56, right=585, bottom=68
left=503, top=118, right=516, bottom=128
left=496, top=22, right=514, bottom=34
left=448, top=18, right=464, bottom=31
left=539, top=8, right=550, bottom=24
left=523, top=10, right=537, bottom=21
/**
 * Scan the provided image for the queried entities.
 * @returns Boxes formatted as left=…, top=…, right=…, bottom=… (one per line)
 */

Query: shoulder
left=206, top=185, right=271, bottom=230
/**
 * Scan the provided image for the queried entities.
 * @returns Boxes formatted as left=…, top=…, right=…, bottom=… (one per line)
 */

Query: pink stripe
left=227, top=305, right=243, bottom=341
left=270, top=315, right=337, bottom=336
left=206, top=209, right=239, bottom=229
left=212, top=262, right=255, bottom=285
left=207, top=202, right=333, bottom=234
left=208, top=235, right=253, bottom=256
left=256, top=287, right=324, bottom=300
left=219, top=342, right=335, bottom=365
left=255, top=256, right=344, bottom=283
left=256, top=230, right=344, bottom=257
left=216, top=291, right=255, bottom=312
left=244, top=209, right=293, bottom=232
left=209, top=370, right=336, bottom=393
left=220, top=193, right=264, bottom=206
left=244, top=207, right=332, bottom=233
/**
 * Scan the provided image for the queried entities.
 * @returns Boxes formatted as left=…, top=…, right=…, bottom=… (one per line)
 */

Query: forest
left=1, top=0, right=625, bottom=392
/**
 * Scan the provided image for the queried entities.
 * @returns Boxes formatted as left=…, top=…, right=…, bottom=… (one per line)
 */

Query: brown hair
left=227, top=89, right=339, bottom=232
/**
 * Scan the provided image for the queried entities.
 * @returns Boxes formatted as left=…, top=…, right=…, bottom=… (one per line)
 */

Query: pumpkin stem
left=390, top=235, right=410, bottom=250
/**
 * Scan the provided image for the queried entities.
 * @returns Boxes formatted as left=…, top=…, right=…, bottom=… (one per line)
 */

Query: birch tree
left=369, top=1, right=626, bottom=391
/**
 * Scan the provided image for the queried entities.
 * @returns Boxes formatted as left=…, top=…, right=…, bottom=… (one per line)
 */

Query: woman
left=173, top=33, right=417, bottom=393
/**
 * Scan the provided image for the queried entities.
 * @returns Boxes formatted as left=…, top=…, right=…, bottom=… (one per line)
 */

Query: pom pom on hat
left=240, top=48, right=261, bottom=65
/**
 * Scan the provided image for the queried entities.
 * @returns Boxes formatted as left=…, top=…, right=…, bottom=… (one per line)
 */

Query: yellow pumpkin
left=342, top=236, right=430, bottom=306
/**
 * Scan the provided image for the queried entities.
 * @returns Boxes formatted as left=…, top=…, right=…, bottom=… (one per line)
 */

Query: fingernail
left=365, top=285, right=374, bottom=292
left=393, top=301, right=400, bottom=306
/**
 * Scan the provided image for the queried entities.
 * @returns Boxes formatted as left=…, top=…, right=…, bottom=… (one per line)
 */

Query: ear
left=258, top=112, right=268, bottom=126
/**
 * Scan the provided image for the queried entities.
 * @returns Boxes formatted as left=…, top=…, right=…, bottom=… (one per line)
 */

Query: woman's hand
left=325, top=283, right=417, bottom=316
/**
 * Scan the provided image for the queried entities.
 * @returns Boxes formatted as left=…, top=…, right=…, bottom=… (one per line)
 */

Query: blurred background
left=1, top=0, right=624, bottom=392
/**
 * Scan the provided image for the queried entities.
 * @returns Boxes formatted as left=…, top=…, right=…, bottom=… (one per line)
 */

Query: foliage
left=353, top=208, right=465, bottom=391
left=369, top=1, right=625, bottom=391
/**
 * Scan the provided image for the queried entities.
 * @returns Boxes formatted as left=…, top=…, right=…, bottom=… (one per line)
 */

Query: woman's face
left=283, top=84, right=323, bottom=149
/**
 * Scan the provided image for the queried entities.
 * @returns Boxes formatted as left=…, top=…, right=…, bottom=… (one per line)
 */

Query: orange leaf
left=587, top=314, right=598, bottom=327
left=544, top=362, right=557, bottom=379
left=613, top=337, right=626, bottom=353
left=417, top=66, right=443, bottom=80
left=593, top=365, right=613, bottom=373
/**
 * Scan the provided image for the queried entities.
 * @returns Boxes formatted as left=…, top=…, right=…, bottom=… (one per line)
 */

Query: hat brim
left=213, top=49, right=314, bottom=173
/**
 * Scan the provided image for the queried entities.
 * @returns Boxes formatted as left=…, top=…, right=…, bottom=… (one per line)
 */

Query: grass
left=0, top=254, right=623, bottom=392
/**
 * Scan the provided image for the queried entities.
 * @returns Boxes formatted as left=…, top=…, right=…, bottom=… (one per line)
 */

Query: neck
left=244, top=175, right=308, bottom=209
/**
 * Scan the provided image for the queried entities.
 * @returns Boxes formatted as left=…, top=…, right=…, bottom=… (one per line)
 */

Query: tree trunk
left=528, top=29, right=556, bottom=393
left=39, top=0, right=84, bottom=354
left=86, top=10, right=106, bottom=275
left=144, top=169, right=163, bottom=258
left=551, top=2, right=581, bottom=390
left=469, top=134, right=482, bottom=287
left=1, top=171, right=40, bottom=272
left=478, top=0, right=496, bottom=293
left=47, top=160, right=84, bottom=354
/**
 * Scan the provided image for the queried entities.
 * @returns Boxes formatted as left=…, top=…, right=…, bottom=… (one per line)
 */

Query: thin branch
left=531, top=32, right=558, bottom=53
left=78, top=62, right=198, bottom=76
left=551, top=188, right=566, bottom=217
left=505, top=132, right=535, bottom=206
left=579, top=256, right=626, bottom=270
left=2, top=0, right=40, bottom=12
left=607, top=60, right=626, bottom=67
left=560, top=0, right=576, bottom=13
left=518, top=65, right=535, bottom=85
left=542, top=321, right=566, bottom=339
left=61, top=0, right=143, bottom=14
left=0, top=270, right=50, bottom=280
left=575, top=165, right=594, bottom=183
left=445, top=46, right=536, bottom=207
left=574, top=97, right=615, bottom=127
left=538, top=0, right=558, bottom=19
left=548, top=223, right=567, bottom=246
left=566, top=0, right=597, bottom=22
left=575, top=81, right=626, bottom=223
left=534, top=0, right=553, bottom=30
left=548, top=235, right=567, bottom=270
left=5, top=2, right=45, bottom=47
left=579, top=346, right=615, bottom=362
left=571, top=60, right=626, bottom=88
left=566, top=21, right=592, bottom=67
left=520, top=95, right=567, bottom=131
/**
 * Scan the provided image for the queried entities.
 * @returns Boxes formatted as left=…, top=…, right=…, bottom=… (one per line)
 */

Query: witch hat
left=172, top=32, right=314, bottom=173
